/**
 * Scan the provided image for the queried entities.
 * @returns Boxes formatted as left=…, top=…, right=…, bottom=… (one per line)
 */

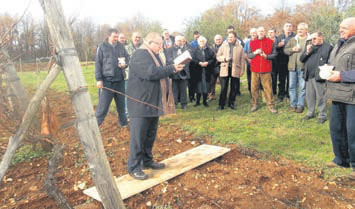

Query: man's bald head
left=339, top=17, right=355, bottom=39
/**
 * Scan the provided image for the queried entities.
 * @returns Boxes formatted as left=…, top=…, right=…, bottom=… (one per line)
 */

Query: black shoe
left=181, top=105, right=188, bottom=109
left=129, top=170, right=148, bottom=180
left=318, top=118, right=327, bottom=124
left=303, top=115, right=314, bottom=120
left=229, top=104, right=235, bottom=110
left=194, top=103, right=200, bottom=107
left=216, top=106, right=224, bottom=110
left=277, top=98, right=283, bottom=103
left=143, top=162, right=166, bottom=170
left=203, top=102, right=208, bottom=107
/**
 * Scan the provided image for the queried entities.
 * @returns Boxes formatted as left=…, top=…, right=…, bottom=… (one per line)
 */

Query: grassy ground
left=18, top=64, right=351, bottom=178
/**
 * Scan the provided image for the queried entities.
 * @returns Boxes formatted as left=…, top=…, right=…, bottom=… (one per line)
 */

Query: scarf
left=140, top=43, right=176, bottom=115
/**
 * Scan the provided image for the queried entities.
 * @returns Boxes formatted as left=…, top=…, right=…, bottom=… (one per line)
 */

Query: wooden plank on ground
left=83, top=144, right=230, bottom=201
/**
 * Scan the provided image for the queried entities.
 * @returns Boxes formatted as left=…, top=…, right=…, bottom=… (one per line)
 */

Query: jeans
left=289, top=69, right=305, bottom=108
left=329, top=102, right=355, bottom=168
left=96, top=80, right=127, bottom=126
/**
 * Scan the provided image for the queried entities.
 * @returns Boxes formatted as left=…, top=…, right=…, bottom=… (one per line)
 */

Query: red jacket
left=250, top=38, right=274, bottom=73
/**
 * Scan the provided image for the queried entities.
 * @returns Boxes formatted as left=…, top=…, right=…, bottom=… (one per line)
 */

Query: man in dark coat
left=166, top=35, right=190, bottom=109
left=325, top=17, right=355, bottom=180
left=300, top=32, right=333, bottom=124
left=209, top=34, right=223, bottom=101
left=127, top=32, right=184, bottom=180
left=95, top=28, right=129, bottom=127
left=275, top=23, right=295, bottom=102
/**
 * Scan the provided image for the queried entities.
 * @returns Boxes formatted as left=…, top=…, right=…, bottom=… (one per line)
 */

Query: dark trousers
left=188, top=79, right=195, bottom=102
left=246, top=63, right=251, bottom=94
left=272, top=62, right=288, bottom=99
left=96, top=81, right=127, bottom=126
left=218, top=75, right=240, bottom=107
left=172, top=79, right=187, bottom=106
left=128, top=117, right=159, bottom=173
left=329, top=102, right=355, bottom=168
left=210, top=73, right=219, bottom=98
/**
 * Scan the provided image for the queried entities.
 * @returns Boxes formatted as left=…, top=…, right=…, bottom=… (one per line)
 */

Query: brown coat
left=216, top=42, right=245, bottom=78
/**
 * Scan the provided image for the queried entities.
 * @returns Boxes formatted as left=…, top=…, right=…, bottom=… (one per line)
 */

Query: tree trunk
left=45, top=144, right=73, bottom=209
left=0, top=48, right=29, bottom=114
left=0, top=64, right=61, bottom=184
left=38, top=1, right=126, bottom=209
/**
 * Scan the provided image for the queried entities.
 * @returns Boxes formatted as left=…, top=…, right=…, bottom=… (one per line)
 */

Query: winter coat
left=216, top=42, right=245, bottom=78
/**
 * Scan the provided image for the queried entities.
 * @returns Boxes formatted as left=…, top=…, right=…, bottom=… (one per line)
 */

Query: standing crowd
left=94, top=17, right=355, bottom=180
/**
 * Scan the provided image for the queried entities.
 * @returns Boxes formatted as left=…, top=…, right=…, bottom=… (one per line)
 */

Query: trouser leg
left=260, top=73, right=274, bottom=108
left=247, top=64, right=251, bottom=94
left=329, top=102, right=350, bottom=167
left=113, top=81, right=128, bottom=126
left=251, top=72, right=260, bottom=106
left=297, top=70, right=306, bottom=108
left=128, top=117, right=149, bottom=173
left=179, top=80, right=188, bottom=106
left=96, top=87, right=114, bottom=126
left=278, top=63, right=288, bottom=99
left=289, top=71, right=297, bottom=107
left=172, top=80, right=179, bottom=106
left=305, top=79, right=316, bottom=117
left=218, top=76, right=229, bottom=107
left=228, top=77, right=238, bottom=105
left=315, top=81, right=327, bottom=119
left=345, top=104, right=355, bottom=168
left=142, top=117, right=159, bottom=165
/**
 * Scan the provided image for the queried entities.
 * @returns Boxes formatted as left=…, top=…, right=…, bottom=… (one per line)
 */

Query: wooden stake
left=38, top=1, right=126, bottom=208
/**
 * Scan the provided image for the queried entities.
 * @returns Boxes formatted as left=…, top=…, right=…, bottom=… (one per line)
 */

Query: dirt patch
left=0, top=91, right=354, bottom=209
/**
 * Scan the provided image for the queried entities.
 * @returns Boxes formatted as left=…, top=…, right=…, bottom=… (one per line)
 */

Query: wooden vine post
left=38, top=0, right=126, bottom=208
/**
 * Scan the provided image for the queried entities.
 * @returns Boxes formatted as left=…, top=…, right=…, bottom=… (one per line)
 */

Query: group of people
left=94, top=17, right=355, bottom=180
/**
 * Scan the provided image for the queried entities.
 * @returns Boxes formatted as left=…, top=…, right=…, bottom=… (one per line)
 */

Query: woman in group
left=190, top=36, right=215, bottom=107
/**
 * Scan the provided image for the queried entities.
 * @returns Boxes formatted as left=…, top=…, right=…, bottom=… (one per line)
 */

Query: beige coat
left=216, top=42, right=245, bottom=78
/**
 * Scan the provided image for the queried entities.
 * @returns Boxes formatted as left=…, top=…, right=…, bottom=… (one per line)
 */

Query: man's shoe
left=269, top=107, right=278, bottom=114
left=229, top=104, right=236, bottom=110
left=295, top=107, right=304, bottom=113
left=129, top=170, right=148, bottom=180
left=303, top=115, right=314, bottom=120
left=251, top=105, right=258, bottom=112
left=143, top=162, right=166, bottom=170
left=325, top=161, right=350, bottom=168
left=203, top=102, right=209, bottom=107
left=318, top=118, right=327, bottom=124
left=277, top=98, right=283, bottom=103
left=288, top=106, right=296, bottom=112
left=181, top=105, right=188, bottom=109
left=194, top=103, right=200, bottom=107
left=216, top=106, right=224, bottom=110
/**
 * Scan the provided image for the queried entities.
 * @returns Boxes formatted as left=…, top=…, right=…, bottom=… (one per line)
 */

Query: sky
left=1, top=0, right=308, bottom=32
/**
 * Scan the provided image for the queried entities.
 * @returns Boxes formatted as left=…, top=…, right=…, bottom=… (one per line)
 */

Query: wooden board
left=83, top=144, right=230, bottom=201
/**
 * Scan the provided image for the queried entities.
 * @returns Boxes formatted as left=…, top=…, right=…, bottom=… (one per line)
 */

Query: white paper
left=174, top=50, right=192, bottom=65
left=319, top=65, right=335, bottom=79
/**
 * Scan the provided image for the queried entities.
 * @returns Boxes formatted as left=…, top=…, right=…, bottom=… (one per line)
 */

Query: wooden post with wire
left=38, top=0, right=126, bottom=208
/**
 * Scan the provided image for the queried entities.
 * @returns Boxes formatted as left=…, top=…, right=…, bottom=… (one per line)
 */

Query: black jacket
left=300, top=42, right=333, bottom=82
left=190, top=46, right=215, bottom=83
left=127, top=48, right=176, bottom=117
left=95, top=41, right=129, bottom=82
left=276, top=32, right=295, bottom=64
left=166, top=45, right=191, bottom=80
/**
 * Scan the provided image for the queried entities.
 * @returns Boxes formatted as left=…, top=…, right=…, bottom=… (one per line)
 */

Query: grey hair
left=198, top=35, right=207, bottom=43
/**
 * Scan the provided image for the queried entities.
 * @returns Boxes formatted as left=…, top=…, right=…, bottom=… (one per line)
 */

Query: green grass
left=18, top=66, right=351, bottom=178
